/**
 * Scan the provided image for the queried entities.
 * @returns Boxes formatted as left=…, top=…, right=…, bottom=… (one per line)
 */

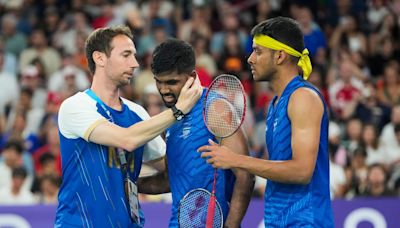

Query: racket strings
left=178, top=190, right=222, bottom=228
left=204, top=76, right=245, bottom=138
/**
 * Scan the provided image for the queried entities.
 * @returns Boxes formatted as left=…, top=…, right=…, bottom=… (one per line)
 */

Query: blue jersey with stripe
left=55, top=92, right=165, bottom=228
left=166, top=89, right=235, bottom=227
left=264, top=76, right=333, bottom=227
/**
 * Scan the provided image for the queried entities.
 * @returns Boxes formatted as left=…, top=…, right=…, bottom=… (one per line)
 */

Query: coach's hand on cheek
left=175, top=77, right=202, bottom=114
left=198, top=139, right=237, bottom=169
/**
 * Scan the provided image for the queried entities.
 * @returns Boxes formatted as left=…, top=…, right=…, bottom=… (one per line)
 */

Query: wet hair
left=151, top=38, right=195, bottom=76
left=251, top=17, right=304, bottom=63
left=85, top=26, right=133, bottom=74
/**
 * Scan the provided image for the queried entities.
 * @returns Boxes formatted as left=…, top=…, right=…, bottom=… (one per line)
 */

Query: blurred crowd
left=0, top=0, right=400, bottom=206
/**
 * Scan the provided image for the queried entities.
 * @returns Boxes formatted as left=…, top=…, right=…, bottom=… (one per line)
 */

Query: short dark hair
left=85, top=26, right=133, bottom=74
left=151, top=38, right=195, bottom=76
left=251, top=17, right=304, bottom=63
left=4, top=139, right=24, bottom=155
left=12, top=166, right=27, bottom=179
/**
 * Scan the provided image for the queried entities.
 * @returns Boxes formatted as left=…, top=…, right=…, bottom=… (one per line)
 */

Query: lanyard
left=85, top=89, right=129, bottom=168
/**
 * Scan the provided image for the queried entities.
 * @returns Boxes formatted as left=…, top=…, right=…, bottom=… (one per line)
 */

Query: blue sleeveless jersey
left=166, top=89, right=235, bottom=227
left=264, top=76, right=333, bottom=227
left=55, top=92, right=165, bottom=227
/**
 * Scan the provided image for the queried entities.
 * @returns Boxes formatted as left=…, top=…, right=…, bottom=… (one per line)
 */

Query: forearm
left=90, top=108, right=176, bottom=152
left=123, top=109, right=175, bottom=151
left=137, top=172, right=170, bottom=194
left=225, top=170, right=254, bottom=227
left=235, top=155, right=313, bottom=184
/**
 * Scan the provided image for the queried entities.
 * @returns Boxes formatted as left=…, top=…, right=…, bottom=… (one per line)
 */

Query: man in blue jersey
left=138, top=38, right=254, bottom=227
left=55, top=26, right=202, bottom=227
left=199, top=17, right=334, bottom=227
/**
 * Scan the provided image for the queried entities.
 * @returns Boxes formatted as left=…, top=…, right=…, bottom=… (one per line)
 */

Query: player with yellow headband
left=198, top=16, right=333, bottom=227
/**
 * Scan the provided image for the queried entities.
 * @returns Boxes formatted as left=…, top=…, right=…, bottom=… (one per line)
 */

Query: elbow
left=119, top=134, right=139, bottom=152
left=295, top=170, right=313, bottom=185
left=123, top=140, right=139, bottom=152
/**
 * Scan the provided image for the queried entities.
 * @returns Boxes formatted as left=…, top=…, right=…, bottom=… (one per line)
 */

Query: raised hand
left=175, top=76, right=202, bottom=114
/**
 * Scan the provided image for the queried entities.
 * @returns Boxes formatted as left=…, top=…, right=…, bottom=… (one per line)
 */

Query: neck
left=91, top=74, right=122, bottom=110
left=270, top=67, right=299, bottom=99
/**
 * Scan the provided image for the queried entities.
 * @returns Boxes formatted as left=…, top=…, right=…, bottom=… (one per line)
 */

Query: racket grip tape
left=206, top=195, right=216, bottom=228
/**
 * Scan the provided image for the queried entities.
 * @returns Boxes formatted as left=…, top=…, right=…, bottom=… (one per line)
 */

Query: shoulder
left=59, top=92, right=96, bottom=113
left=288, top=87, right=324, bottom=119
left=121, top=98, right=151, bottom=120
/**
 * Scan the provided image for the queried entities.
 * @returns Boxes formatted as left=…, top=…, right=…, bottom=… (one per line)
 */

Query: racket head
left=203, top=74, right=246, bottom=138
left=178, top=188, right=223, bottom=228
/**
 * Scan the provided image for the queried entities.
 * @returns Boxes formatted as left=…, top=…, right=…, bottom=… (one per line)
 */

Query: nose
left=131, top=55, right=139, bottom=69
left=247, top=52, right=255, bottom=65
left=159, top=83, right=170, bottom=94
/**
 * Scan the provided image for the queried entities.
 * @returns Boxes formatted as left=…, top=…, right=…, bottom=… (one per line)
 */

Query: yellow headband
left=253, top=35, right=312, bottom=80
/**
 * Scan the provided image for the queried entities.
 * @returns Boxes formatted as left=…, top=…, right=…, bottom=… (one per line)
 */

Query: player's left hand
left=198, top=139, right=238, bottom=169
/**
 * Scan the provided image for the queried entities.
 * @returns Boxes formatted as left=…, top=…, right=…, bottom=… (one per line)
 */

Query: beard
left=160, top=93, right=177, bottom=108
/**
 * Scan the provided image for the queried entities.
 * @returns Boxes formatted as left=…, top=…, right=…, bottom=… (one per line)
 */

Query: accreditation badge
left=127, top=179, right=140, bottom=224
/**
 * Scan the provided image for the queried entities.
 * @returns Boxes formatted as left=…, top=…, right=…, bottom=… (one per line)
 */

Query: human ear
left=93, top=51, right=106, bottom=68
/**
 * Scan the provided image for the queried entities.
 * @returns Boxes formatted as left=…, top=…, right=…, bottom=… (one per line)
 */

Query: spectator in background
left=0, top=13, right=27, bottom=57
left=376, top=61, right=400, bottom=107
left=0, top=140, right=33, bottom=191
left=369, top=36, right=400, bottom=77
left=36, top=174, right=60, bottom=204
left=369, top=12, right=400, bottom=59
left=19, top=65, right=47, bottom=109
left=329, top=61, right=363, bottom=120
left=210, top=11, right=247, bottom=60
left=367, top=0, right=389, bottom=30
left=42, top=7, right=61, bottom=43
left=141, top=84, right=164, bottom=117
left=330, top=15, right=367, bottom=54
left=364, top=163, right=393, bottom=197
left=388, top=123, right=400, bottom=167
left=0, top=48, right=19, bottom=118
left=192, top=34, right=217, bottom=77
left=137, top=18, right=170, bottom=57
left=0, top=167, right=35, bottom=205
left=296, top=6, right=327, bottom=58
left=353, top=81, right=391, bottom=131
left=133, top=52, right=156, bottom=101
left=218, top=31, right=248, bottom=76
left=177, top=5, right=212, bottom=42
left=342, top=118, right=363, bottom=157
left=329, top=144, right=347, bottom=199
left=345, top=147, right=369, bottom=197
left=0, top=38, right=18, bottom=75
left=19, top=28, right=61, bottom=77
left=32, top=124, right=61, bottom=177
left=380, top=105, right=400, bottom=159
left=48, top=53, right=90, bottom=95
left=361, top=124, right=387, bottom=166
left=53, top=11, right=93, bottom=55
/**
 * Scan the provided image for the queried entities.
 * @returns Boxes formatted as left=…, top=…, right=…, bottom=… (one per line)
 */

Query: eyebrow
left=122, top=50, right=135, bottom=55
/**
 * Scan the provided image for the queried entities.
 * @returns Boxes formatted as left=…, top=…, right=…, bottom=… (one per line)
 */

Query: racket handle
left=206, top=195, right=216, bottom=228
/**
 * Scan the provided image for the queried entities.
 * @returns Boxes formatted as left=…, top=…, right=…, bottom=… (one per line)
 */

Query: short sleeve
left=58, top=93, right=107, bottom=141
left=122, top=98, right=166, bottom=162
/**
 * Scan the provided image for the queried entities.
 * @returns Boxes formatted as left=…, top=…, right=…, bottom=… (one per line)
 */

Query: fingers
left=199, top=151, right=212, bottom=158
left=208, top=139, right=218, bottom=146
left=181, top=77, right=194, bottom=93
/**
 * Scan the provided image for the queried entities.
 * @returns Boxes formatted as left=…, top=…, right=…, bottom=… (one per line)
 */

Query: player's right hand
left=175, top=76, right=202, bottom=114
